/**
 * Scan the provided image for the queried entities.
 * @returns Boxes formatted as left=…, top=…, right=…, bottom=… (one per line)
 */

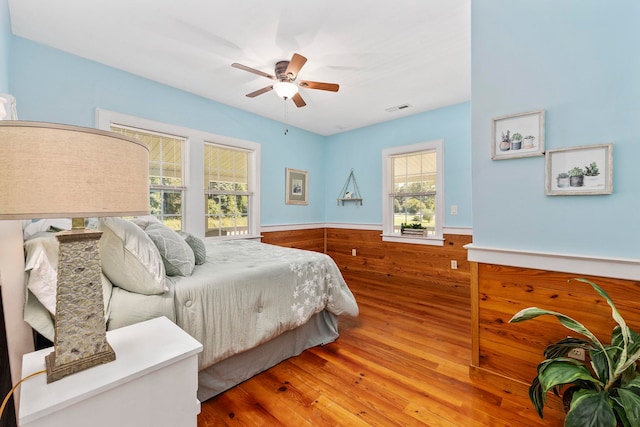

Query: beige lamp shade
left=0, top=121, right=149, bottom=219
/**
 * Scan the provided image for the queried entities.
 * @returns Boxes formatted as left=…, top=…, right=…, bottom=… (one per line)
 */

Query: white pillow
left=98, top=217, right=167, bottom=295
left=23, top=218, right=72, bottom=240
left=24, top=231, right=113, bottom=317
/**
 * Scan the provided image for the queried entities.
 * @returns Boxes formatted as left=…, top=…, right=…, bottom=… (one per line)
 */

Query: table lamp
left=0, top=121, right=149, bottom=382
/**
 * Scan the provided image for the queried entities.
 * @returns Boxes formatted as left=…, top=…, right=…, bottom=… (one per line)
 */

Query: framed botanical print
left=285, top=168, right=308, bottom=205
left=491, top=110, right=545, bottom=160
left=545, top=143, right=613, bottom=195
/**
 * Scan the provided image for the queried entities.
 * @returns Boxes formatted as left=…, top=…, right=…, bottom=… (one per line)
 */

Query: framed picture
left=545, top=143, right=613, bottom=195
left=285, top=168, right=308, bottom=205
left=491, top=110, right=545, bottom=160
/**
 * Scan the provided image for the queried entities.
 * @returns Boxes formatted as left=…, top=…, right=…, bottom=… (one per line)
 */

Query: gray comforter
left=169, top=240, right=359, bottom=370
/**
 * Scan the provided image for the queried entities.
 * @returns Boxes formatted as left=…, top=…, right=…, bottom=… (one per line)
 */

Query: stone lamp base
left=45, top=228, right=115, bottom=383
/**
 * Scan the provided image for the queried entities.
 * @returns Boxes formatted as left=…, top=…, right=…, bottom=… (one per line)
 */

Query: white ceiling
left=8, top=0, right=470, bottom=136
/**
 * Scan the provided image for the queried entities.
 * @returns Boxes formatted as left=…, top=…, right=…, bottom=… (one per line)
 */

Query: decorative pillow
left=145, top=223, right=195, bottom=276
left=24, top=231, right=113, bottom=318
left=98, top=217, right=166, bottom=295
left=129, top=215, right=162, bottom=231
left=179, top=231, right=207, bottom=265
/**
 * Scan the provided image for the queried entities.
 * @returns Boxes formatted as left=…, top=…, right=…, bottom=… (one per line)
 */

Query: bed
left=4, top=217, right=359, bottom=403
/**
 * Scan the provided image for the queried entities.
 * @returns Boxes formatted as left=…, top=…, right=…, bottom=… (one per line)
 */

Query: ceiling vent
left=385, top=104, right=412, bottom=113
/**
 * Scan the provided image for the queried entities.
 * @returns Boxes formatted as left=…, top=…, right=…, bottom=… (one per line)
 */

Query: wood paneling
left=474, top=263, right=640, bottom=386
left=261, top=228, right=325, bottom=253
left=326, top=229, right=472, bottom=291
left=260, top=227, right=472, bottom=292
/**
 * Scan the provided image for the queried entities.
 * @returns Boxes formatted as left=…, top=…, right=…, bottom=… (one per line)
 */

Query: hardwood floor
left=197, top=273, right=566, bottom=426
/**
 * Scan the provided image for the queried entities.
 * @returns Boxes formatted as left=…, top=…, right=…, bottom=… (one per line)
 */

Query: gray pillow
left=129, top=215, right=162, bottom=230
left=179, top=232, right=206, bottom=265
left=98, top=217, right=166, bottom=295
left=145, top=223, right=195, bottom=276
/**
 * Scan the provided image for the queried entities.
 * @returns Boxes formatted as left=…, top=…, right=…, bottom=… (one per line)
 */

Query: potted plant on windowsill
left=509, top=278, right=640, bottom=427
left=400, top=222, right=427, bottom=236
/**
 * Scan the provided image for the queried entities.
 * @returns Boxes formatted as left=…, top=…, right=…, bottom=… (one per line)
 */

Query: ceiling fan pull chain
left=284, top=99, right=289, bottom=135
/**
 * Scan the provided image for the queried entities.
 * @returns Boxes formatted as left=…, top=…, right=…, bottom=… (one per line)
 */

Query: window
left=204, top=143, right=251, bottom=237
left=97, top=108, right=261, bottom=240
left=111, top=125, right=186, bottom=231
left=382, top=140, right=444, bottom=246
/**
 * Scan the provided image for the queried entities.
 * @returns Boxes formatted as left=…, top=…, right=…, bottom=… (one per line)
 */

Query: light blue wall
left=10, top=37, right=326, bottom=227
left=471, top=0, right=640, bottom=258
left=0, top=0, right=10, bottom=91
left=10, top=36, right=471, bottom=231
left=324, top=102, right=472, bottom=228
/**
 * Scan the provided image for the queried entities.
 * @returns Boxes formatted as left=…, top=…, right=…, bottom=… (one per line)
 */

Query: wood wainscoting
left=471, top=262, right=640, bottom=391
left=325, top=229, right=473, bottom=292
left=261, top=228, right=326, bottom=253
left=262, top=226, right=473, bottom=298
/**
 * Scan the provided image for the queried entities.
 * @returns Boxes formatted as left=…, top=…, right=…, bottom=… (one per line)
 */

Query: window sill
left=381, top=234, right=444, bottom=246
left=205, top=234, right=262, bottom=242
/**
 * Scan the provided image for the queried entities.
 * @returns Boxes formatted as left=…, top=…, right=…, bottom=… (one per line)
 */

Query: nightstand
left=19, top=316, right=202, bottom=427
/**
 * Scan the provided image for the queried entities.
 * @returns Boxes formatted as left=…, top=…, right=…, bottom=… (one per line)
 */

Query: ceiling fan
left=231, top=53, right=339, bottom=108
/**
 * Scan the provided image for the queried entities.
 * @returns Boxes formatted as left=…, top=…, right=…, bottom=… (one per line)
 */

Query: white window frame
left=110, top=123, right=187, bottom=230
left=96, top=109, right=261, bottom=240
left=203, top=141, right=255, bottom=238
left=381, top=139, right=444, bottom=246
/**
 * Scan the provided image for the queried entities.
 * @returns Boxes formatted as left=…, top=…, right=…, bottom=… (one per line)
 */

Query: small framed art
left=545, top=143, right=613, bottom=195
left=491, top=110, right=545, bottom=160
left=285, top=168, right=308, bottom=205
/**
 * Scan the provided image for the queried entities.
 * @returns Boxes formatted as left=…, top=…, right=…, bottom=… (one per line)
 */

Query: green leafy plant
left=568, top=167, right=585, bottom=177
left=557, top=172, right=570, bottom=179
left=585, top=162, right=600, bottom=177
left=400, top=222, right=425, bottom=230
left=512, top=132, right=523, bottom=141
left=509, top=278, right=640, bottom=427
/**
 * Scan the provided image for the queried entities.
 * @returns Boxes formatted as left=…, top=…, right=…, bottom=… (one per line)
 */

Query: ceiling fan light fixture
left=273, top=82, right=298, bottom=99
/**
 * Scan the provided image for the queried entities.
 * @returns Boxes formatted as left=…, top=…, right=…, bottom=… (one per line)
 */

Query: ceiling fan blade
left=285, top=53, right=307, bottom=80
left=292, top=93, right=306, bottom=108
left=232, top=63, right=276, bottom=80
left=246, top=86, right=274, bottom=98
left=299, top=80, right=339, bottom=92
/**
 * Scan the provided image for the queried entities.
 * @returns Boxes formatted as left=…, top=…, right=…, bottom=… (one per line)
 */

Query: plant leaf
left=626, top=376, right=640, bottom=391
left=510, top=306, right=612, bottom=380
left=528, top=376, right=545, bottom=419
left=615, top=330, right=640, bottom=376
left=511, top=280, right=617, bottom=384
left=509, top=307, right=603, bottom=348
left=611, top=394, right=632, bottom=427
left=565, top=389, right=617, bottom=427
left=572, top=278, right=629, bottom=377
left=538, top=359, right=602, bottom=392
left=618, top=388, right=640, bottom=426
left=590, top=346, right=618, bottom=384
left=509, top=308, right=598, bottom=343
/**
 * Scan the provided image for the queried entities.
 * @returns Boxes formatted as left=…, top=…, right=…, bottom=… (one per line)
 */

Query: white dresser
left=19, top=316, right=202, bottom=427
